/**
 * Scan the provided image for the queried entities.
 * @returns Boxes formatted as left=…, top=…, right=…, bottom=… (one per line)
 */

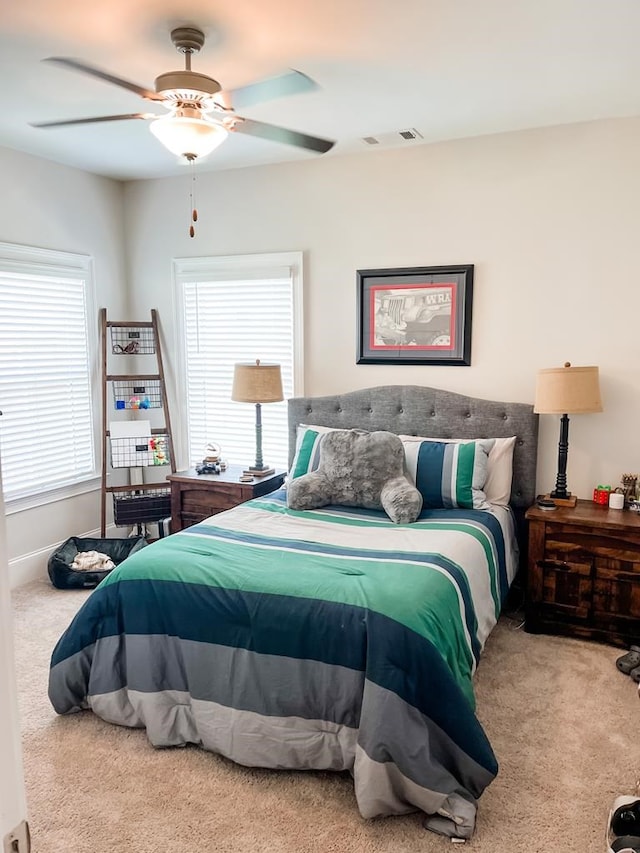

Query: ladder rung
left=106, top=427, right=168, bottom=437
left=106, top=374, right=161, bottom=382
left=105, top=483, right=169, bottom=494
left=107, top=321, right=154, bottom=328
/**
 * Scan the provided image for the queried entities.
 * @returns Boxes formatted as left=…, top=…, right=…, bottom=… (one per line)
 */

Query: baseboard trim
left=9, top=524, right=128, bottom=590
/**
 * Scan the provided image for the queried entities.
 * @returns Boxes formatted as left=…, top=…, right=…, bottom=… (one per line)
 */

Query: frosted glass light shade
left=149, top=116, right=228, bottom=159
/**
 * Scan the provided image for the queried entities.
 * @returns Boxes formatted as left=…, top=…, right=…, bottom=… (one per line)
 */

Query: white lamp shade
left=149, top=116, right=228, bottom=159
left=534, top=363, right=603, bottom=414
left=231, top=360, right=284, bottom=403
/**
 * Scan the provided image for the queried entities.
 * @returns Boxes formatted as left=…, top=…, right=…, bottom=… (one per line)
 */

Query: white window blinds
left=0, top=245, right=96, bottom=502
left=175, top=253, right=303, bottom=470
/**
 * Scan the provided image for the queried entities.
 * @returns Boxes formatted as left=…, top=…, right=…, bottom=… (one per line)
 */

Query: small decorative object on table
left=204, top=441, right=222, bottom=463
left=609, top=489, right=625, bottom=510
left=196, top=461, right=220, bottom=475
left=621, top=473, right=639, bottom=506
left=536, top=497, right=557, bottom=511
left=593, top=485, right=612, bottom=505
left=196, top=441, right=224, bottom=474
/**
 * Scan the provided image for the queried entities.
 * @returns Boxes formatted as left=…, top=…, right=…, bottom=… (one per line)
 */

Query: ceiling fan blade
left=44, top=57, right=165, bottom=102
left=222, top=70, right=318, bottom=110
left=232, top=117, right=334, bottom=153
left=233, top=117, right=334, bottom=154
left=31, top=113, right=154, bottom=129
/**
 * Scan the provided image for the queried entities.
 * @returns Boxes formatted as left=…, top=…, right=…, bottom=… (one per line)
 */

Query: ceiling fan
left=31, top=26, right=335, bottom=161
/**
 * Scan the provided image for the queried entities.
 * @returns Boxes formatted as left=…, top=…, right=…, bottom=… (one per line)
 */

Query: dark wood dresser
left=525, top=500, right=640, bottom=647
left=167, top=465, right=286, bottom=532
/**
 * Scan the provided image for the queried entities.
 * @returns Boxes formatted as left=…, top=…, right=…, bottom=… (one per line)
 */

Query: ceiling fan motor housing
left=155, top=71, right=222, bottom=101
left=156, top=28, right=221, bottom=104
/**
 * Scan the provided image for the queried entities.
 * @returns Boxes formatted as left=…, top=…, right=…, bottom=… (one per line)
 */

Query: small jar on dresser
left=525, top=500, right=640, bottom=647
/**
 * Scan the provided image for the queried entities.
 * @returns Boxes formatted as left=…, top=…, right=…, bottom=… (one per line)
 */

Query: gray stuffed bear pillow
left=287, top=429, right=423, bottom=524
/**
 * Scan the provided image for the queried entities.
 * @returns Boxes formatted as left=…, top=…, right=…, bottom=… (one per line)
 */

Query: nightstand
left=167, top=465, right=286, bottom=532
left=525, top=500, right=640, bottom=647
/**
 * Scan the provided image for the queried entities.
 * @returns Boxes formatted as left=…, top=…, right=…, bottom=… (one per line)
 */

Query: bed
left=49, top=384, right=538, bottom=839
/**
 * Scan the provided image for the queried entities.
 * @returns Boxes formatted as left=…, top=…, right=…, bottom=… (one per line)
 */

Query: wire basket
left=113, top=488, right=171, bottom=526
left=112, top=379, right=162, bottom=410
left=110, top=434, right=170, bottom=468
left=110, top=326, right=156, bottom=355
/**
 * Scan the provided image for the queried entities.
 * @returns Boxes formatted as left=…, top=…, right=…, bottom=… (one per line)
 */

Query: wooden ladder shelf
left=99, top=308, right=176, bottom=537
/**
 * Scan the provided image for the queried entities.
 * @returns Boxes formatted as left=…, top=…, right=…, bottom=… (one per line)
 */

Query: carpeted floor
left=11, top=578, right=639, bottom=852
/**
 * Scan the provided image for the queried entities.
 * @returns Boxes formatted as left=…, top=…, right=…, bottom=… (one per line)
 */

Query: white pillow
left=483, top=436, right=517, bottom=505
left=398, top=435, right=516, bottom=506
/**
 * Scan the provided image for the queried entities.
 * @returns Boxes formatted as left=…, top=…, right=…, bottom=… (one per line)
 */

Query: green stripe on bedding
left=246, top=497, right=502, bottom=616
left=104, top=534, right=468, bottom=636
left=103, top=534, right=475, bottom=689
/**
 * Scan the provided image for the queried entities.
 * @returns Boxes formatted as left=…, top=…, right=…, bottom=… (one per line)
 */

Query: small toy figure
left=196, top=461, right=220, bottom=475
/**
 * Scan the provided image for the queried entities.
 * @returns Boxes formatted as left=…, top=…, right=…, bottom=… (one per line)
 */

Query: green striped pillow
left=402, top=437, right=495, bottom=509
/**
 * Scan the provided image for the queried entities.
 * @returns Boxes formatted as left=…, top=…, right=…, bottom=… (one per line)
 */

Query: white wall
left=0, top=146, right=127, bottom=586
left=124, top=116, right=640, bottom=501
left=3, top=117, right=639, bottom=585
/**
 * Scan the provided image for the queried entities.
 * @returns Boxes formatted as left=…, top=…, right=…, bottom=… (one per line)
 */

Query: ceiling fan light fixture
left=34, top=27, right=335, bottom=161
left=149, top=114, right=228, bottom=159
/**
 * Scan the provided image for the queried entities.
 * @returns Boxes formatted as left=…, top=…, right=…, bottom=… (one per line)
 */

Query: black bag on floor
left=47, top=535, right=147, bottom=590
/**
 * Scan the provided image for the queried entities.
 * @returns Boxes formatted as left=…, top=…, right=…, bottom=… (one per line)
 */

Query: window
left=174, top=252, right=303, bottom=470
left=0, top=243, right=97, bottom=506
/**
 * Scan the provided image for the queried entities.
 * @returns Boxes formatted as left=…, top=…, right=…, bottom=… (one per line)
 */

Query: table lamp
left=534, top=362, right=603, bottom=507
left=231, top=359, right=284, bottom=476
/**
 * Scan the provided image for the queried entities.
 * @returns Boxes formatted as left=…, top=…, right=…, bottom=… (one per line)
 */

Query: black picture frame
left=356, top=264, right=474, bottom=366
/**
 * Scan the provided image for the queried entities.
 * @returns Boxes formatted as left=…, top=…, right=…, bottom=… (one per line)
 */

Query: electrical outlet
left=3, top=820, right=30, bottom=853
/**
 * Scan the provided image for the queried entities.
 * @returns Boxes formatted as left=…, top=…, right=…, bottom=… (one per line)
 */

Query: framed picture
left=356, top=264, right=474, bottom=366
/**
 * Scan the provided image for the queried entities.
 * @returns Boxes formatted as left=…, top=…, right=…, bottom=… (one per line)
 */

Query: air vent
left=360, top=128, right=424, bottom=147
left=399, top=128, right=422, bottom=140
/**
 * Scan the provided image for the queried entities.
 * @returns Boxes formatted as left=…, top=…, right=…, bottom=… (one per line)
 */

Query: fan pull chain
left=185, top=154, right=199, bottom=238
left=192, top=164, right=198, bottom=227
left=188, top=156, right=197, bottom=238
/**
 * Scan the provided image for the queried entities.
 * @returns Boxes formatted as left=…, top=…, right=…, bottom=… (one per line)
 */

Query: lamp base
left=244, top=467, right=275, bottom=478
left=543, top=492, right=577, bottom=508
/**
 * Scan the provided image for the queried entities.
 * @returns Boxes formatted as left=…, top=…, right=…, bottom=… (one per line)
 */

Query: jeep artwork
left=373, top=286, right=452, bottom=348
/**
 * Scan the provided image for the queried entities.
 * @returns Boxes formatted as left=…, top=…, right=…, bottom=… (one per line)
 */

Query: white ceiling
left=2, top=0, right=640, bottom=181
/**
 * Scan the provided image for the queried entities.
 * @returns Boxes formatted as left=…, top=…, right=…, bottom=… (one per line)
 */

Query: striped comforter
left=49, top=489, right=518, bottom=838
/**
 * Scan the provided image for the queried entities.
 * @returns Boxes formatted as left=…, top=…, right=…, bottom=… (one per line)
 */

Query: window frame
left=173, top=251, right=304, bottom=471
left=0, top=241, right=100, bottom=514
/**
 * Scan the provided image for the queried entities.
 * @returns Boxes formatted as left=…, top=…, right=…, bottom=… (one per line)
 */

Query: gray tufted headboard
left=288, top=385, right=538, bottom=510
